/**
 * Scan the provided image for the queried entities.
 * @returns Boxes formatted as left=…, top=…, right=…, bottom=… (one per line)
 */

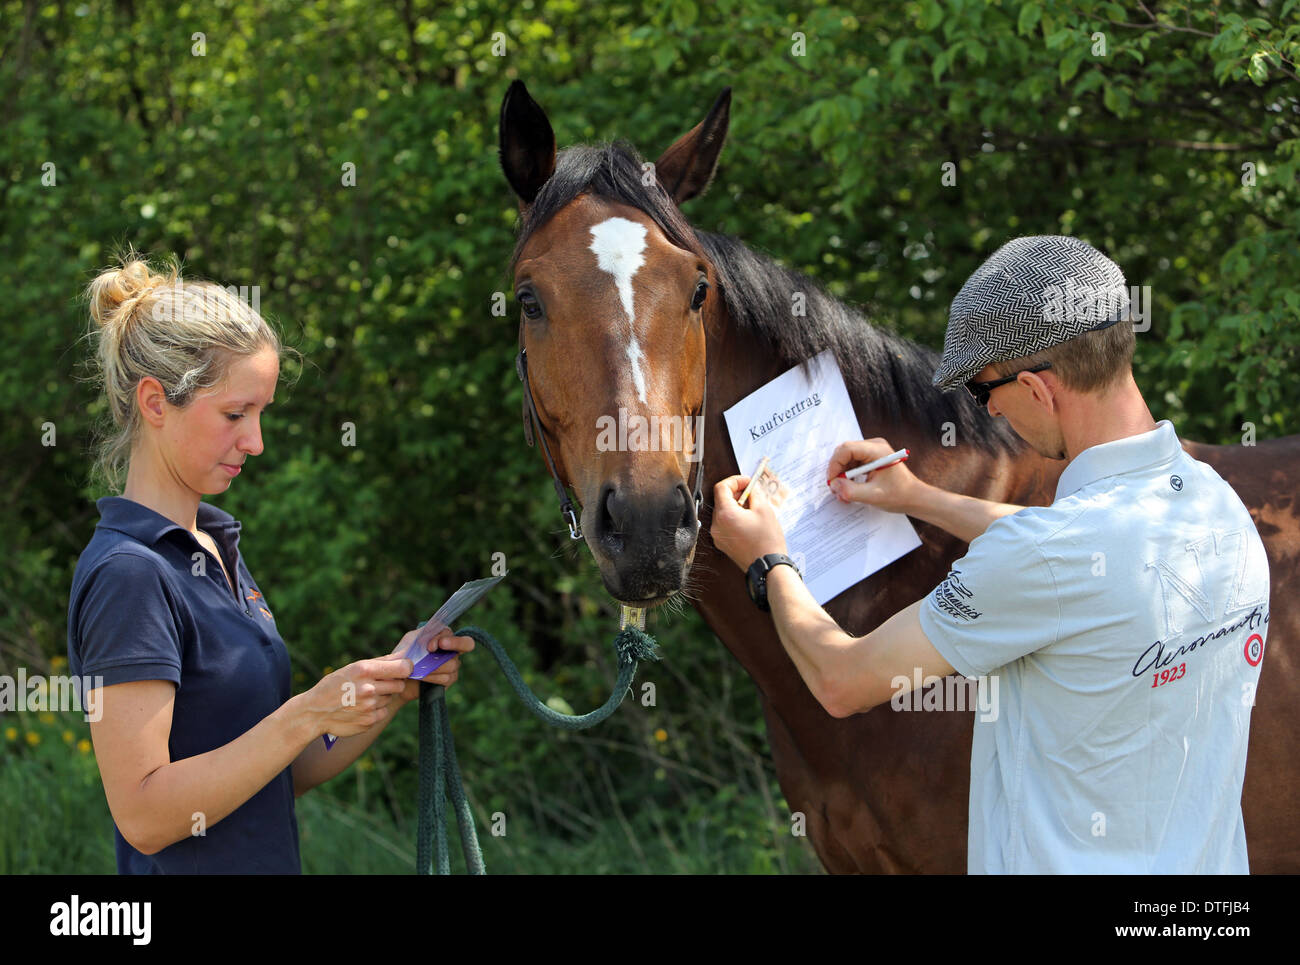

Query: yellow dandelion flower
left=654, top=728, right=668, bottom=742
left=63, top=730, right=75, bottom=744
left=4, top=727, right=16, bottom=741
left=359, top=757, right=374, bottom=772
left=77, top=739, right=92, bottom=754
left=51, top=655, right=67, bottom=669
left=25, top=731, right=40, bottom=746
left=38, top=711, right=56, bottom=724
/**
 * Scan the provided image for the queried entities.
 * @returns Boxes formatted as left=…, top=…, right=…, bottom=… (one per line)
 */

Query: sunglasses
left=965, top=362, right=1052, bottom=407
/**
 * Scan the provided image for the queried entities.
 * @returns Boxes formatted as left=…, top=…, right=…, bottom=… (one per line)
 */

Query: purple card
left=408, top=642, right=459, bottom=680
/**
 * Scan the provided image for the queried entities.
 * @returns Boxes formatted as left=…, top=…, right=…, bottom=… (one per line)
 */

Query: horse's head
left=499, top=81, right=731, bottom=607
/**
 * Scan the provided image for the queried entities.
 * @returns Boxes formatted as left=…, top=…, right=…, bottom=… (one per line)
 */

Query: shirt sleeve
left=918, top=510, right=1062, bottom=678
left=73, top=551, right=184, bottom=688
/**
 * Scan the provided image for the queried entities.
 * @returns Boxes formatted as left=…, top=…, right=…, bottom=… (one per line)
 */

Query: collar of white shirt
left=1054, top=419, right=1181, bottom=502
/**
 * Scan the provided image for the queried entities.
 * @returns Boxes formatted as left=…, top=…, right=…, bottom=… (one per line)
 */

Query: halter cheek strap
left=516, top=322, right=707, bottom=540
left=516, top=343, right=582, bottom=539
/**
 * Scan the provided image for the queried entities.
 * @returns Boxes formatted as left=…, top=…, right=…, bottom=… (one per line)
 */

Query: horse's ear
left=499, top=80, right=556, bottom=208
left=654, top=87, right=731, bottom=206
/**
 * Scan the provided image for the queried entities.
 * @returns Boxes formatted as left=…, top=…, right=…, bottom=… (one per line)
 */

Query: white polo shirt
left=918, top=420, right=1270, bottom=873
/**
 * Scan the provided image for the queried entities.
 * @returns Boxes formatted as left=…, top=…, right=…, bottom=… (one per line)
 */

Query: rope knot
left=613, top=625, right=661, bottom=666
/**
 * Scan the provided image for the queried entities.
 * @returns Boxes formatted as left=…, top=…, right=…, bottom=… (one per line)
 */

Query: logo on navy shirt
left=246, top=589, right=273, bottom=621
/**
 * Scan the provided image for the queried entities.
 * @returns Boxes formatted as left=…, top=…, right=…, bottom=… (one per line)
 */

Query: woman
left=66, top=251, right=474, bottom=873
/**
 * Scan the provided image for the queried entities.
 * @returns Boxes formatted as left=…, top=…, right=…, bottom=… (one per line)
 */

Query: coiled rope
left=414, top=622, right=661, bottom=874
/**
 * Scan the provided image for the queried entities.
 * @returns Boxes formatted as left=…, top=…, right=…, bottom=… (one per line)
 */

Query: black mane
left=508, top=139, right=1022, bottom=454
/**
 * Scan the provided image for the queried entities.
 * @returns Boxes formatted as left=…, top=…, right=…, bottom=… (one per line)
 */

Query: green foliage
left=0, top=709, right=114, bottom=873
left=2, top=0, right=1296, bottom=872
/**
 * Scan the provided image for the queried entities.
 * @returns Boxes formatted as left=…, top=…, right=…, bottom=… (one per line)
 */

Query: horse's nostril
left=678, top=482, right=696, bottom=530
left=599, top=483, right=624, bottom=553
left=601, top=483, right=618, bottom=528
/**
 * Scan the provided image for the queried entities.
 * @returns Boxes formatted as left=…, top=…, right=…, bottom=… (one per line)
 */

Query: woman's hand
left=827, top=437, right=924, bottom=515
left=299, top=655, right=413, bottom=741
left=391, top=626, right=476, bottom=705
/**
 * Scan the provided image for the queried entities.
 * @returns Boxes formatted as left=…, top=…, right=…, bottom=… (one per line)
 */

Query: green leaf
left=1074, top=69, right=1104, bottom=95
left=1045, top=28, right=1074, bottom=50
left=1211, top=24, right=1248, bottom=57
left=1103, top=83, right=1130, bottom=115
left=672, top=0, right=698, bottom=30
left=651, top=45, right=678, bottom=73
left=1060, top=48, right=1084, bottom=84
left=891, top=65, right=915, bottom=96
left=917, top=0, right=944, bottom=32
left=932, top=49, right=950, bottom=83
left=1017, top=4, right=1041, bottom=36
left=1248, top=51, right=1270, bottom=84
left=888, top=37, right=910, bottom=67
left=850, top=73, right=879, bottom=103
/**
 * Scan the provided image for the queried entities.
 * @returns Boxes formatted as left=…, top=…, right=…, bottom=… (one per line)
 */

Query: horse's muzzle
left=585, top=479, right=699, bottom=604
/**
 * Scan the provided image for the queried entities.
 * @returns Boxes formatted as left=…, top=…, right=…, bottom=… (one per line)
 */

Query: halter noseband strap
left=516, top=323, right=707, bottom=541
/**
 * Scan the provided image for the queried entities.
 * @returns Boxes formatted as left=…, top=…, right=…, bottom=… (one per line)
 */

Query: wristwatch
left=746, top=553, right=803, bottom=612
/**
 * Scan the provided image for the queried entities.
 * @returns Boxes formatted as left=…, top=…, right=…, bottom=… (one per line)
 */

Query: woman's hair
left=81, top=246, right=302, bottom=493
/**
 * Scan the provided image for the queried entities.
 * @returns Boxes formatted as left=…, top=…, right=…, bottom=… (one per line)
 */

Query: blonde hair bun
left=87, top=251, right=178, bottom=333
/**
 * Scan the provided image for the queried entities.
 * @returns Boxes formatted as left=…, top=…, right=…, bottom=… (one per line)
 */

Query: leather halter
left=515, top=321, right=707, bottom=540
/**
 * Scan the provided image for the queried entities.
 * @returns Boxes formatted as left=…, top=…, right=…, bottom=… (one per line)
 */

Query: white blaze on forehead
left=588, top=216, right=649, bottom=405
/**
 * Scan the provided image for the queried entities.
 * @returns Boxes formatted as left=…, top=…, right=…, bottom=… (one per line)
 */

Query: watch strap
left=747, top=553, right=802, bottom=611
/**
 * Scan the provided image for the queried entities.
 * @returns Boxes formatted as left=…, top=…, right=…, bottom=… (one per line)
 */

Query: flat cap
left=932, top=235, right=1131, bottom=391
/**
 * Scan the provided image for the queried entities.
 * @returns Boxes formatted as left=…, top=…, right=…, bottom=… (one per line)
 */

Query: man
left=710, top=235, right=1270, bottom=873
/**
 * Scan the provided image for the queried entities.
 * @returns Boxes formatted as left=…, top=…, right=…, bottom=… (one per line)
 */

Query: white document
left=722, top=349, right=922, bottom=605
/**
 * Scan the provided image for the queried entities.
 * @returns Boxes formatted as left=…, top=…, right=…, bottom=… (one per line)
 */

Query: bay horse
left=497, top=80, right=1300, bottom=873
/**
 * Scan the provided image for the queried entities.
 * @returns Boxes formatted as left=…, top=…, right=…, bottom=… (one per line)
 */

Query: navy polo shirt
left=67, top=496, right=301, bottom=874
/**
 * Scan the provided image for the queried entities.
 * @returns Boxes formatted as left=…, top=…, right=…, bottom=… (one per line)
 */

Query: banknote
left=738, top=455, right=792, bottom=510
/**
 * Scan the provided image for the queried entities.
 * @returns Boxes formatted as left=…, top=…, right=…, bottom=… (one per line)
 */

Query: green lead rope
left=414, top=622, right=661, bottom=874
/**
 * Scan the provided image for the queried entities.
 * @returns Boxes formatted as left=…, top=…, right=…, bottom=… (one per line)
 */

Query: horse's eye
left=518, top=290, right=543, bottom=320
left=691, top=279, right=709, bottom=312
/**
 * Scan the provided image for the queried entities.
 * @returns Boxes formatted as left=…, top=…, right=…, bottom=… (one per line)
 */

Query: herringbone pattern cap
left=933, top=235, right=1130, bottom=390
